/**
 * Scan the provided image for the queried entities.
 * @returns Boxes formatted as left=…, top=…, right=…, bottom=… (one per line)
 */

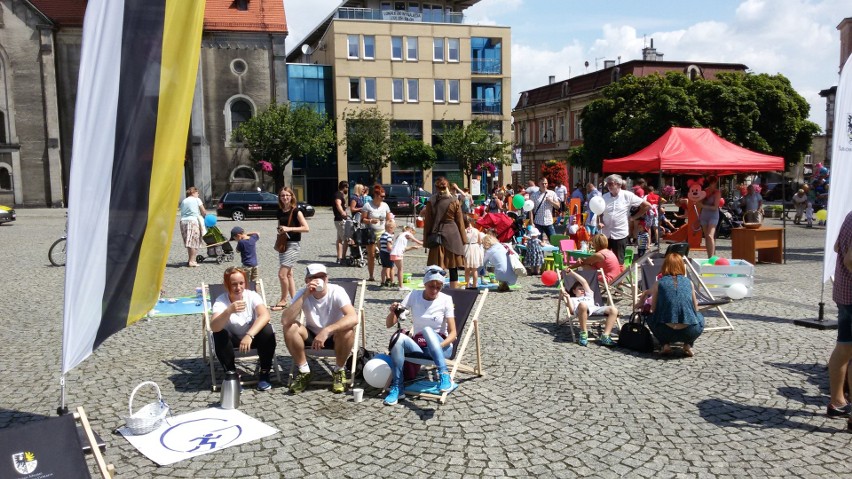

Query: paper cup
left=352, top=388, right=364, bottom=403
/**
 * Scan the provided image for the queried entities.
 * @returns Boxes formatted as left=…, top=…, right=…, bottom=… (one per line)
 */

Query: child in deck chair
left=562, top=268, right=619, bottom=347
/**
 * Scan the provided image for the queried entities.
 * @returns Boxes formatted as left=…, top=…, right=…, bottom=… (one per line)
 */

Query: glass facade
left=287, top=64, right=334, bottom=115
left=471, top=37, right=502, bottom=74
left=472, top=81, right=502, bottom=114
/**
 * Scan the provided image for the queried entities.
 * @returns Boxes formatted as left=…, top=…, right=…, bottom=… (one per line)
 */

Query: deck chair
left=555, top=268, right=619, bottom=342
left=287, top=280, right=367, bottom=389
left=559, top=239, right=581, bottom=267
left=202, top=279, right=283, bottom=391
left=403, top=288, right=488, bottom=404
left=549, top=233, right=570, bottom=248
left=0, top=407, right=114, bottom=478
left=638, top=259, right=734, bottom=332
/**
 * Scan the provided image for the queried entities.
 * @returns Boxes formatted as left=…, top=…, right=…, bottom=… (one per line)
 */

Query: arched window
left=0, top=164, right=11, bottom=191
left=685, top=65, right=703, bottom=81
left=561, top=81, right=570, bottom=97
left=231, top=166, right=256, bottom=181
left=610, top=67, right=621, bottom=83
left=224, top=95, right=256, bottom=146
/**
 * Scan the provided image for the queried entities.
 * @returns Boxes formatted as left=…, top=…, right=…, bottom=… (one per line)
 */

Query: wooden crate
left=696, top=259, right=754, bottom=298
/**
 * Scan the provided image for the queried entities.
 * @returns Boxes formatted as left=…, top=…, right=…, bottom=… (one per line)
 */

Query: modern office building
left=286, top=0, right=512, bottom=195
left=512, top=41, right=748, bottom=186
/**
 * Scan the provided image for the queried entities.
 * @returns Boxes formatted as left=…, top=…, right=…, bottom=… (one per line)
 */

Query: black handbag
left=618, top=312, right=654, bottom=353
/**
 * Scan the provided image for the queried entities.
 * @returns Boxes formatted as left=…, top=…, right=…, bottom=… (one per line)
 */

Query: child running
left=379, top=220, right=396, bottom=287
left=231, top=226, right=260, bottom=282
left=390, top=223, right=423, bottom=292
left=463, top=216, right=484, bottom=289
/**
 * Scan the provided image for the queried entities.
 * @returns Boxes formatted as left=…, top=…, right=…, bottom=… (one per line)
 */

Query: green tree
left=341, top=107, right=391, bottom=184
left=390, top=132, right=437, bottom=177
left=234, top=102, right=335, bottom=191
left=438, top=121, right=511, bottom=187
left=579, top=71, right=819, bottom=171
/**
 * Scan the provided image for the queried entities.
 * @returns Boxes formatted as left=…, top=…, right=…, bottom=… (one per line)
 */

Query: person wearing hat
left=231, top=226, right=260, bottom=282
left=280, top=264, right=358, bottom=394
left=523, top=227, right=545, bottom=276
left=383, top=265, right=458, bottom=405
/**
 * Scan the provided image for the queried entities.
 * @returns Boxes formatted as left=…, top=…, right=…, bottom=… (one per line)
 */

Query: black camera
left=394, top=306, right=408, bottom=322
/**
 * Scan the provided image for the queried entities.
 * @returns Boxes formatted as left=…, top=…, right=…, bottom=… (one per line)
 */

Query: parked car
left=0, top=205, right=16, bottom=224
left=381, top=184, right=430, bottom=215
left=761, top=181, right=798, bottom=202
left=217, top=191, right=315, bottom=221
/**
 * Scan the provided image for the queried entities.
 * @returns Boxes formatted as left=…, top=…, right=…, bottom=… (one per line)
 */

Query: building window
left=230, top=59, right=247, bottom=75
left=448, top=79, right=459, bottom=103
left=407, top=79, right=419, bottom=102
left=408, top=2, right=419, bottom=13
left=381, top=2, right=392, bottom=10
left=406, top=37, right=418, bottom=60
left=349, top=78, right=360, bottom=101
left=394, top=1, right=405, bottom=10
left=538, top=120, right=545, bottom=143
left=364, top=78, right=376, bottom=102
left=434, top=80, right=445, bottom=102
left=392, top=78, right=404, bottom=102
left=225, top=95, right=255, bottom=145
left=546, top=118, right=554, bottom=142
left=391, top=36, right=403, bottom=60
left=447, top=38, right=459, bottom=62
left=347, top=35, right=359, bottom=59
left=559, top=115, right=566, bottom=141
left=0, top=165, right=10, bottom=191
left=433, top=38, right=444, bottom=61
left=363, top=35, right=375, bottom=59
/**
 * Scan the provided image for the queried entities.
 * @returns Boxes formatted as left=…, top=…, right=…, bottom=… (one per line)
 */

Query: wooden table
left=731, top=226, right=783, bottom=264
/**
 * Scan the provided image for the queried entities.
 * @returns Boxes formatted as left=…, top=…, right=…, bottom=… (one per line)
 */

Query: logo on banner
left=12, top=451, right=37, bottom=475
left=160, top=418, right=242, bottom=453
left=847, top=114, right=852, bottom=143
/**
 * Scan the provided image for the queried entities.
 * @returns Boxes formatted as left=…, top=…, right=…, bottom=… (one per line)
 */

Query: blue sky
left=285, top=0, right=849, bottom=130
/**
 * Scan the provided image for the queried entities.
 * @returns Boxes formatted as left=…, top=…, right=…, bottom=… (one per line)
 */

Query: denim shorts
left=837, top=303, right=852, bottom=344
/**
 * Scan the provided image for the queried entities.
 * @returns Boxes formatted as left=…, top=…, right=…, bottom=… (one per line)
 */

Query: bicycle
left=49, top=217, right=68, bottom=267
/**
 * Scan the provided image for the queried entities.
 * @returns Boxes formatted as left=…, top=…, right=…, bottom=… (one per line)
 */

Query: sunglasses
left=425, top=267, right=447, bottom=276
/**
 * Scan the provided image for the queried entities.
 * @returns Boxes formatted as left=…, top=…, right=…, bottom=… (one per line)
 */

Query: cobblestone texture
left=0, top=208, right=851, bottom=477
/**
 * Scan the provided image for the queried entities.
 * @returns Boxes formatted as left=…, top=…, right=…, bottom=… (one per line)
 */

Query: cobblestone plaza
left=1, top=208, right=851, bottom=478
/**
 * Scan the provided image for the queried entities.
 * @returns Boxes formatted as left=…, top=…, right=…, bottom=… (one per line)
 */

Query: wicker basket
left=122, top=381, right=170, bottom=435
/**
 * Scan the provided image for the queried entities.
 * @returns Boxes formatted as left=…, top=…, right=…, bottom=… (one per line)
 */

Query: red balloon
left=719, top=198, right=725, bottom=207
left=714, top=257, right=730, bottom=266
left=541, top=270, right=559, bottom=287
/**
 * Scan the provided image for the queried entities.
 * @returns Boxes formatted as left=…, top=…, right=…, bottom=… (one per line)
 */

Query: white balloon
left=523, top=199, right=535, bottom=212
left=362, top=357, right=392, bottom=388
left=726, top=283, right=748, bottom=300
left=589, top=196, right=606, bottom=215
left=568, top=224, right=579, bottom=235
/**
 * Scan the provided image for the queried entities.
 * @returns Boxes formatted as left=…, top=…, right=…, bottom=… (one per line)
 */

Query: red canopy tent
left=602, top=127, right=783, bottom=174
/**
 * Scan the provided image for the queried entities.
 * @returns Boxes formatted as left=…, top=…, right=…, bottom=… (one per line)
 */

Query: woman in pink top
left=577, top=234, right=623, bottom=284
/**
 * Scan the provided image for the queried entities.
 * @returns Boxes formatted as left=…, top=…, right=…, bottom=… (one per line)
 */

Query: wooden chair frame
left=555, top=268, right=621, bottom=342
left=287, top=280, right=367, bottom=389
left=202, top=279, right=283, bottom=391
left=403, top=289, right=488, bottom=404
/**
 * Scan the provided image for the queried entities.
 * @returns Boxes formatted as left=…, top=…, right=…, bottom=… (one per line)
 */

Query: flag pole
left=57, top=375, right=69, bottom=416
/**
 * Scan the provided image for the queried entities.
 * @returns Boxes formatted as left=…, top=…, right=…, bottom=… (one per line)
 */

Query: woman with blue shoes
left=382, top=265, right=458, bottom=405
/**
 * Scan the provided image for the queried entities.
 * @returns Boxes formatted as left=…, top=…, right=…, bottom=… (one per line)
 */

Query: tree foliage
left=234, top=102, right=335, bottom=190
left=390, top=132, right=437, bottom=173
left=438, top=121, right=511, bottom=184
left=541, top=160, right=568, bottom=186
left=340, top=107, right=391, bottom=184
left=579, top=71, right=819, bottom=171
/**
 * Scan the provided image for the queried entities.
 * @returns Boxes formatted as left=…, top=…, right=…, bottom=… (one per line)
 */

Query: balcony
left=472, top=58, right=501, bottom=75
left=472, top=99, right=502, bottom=115
left=336, top=7, right=464, bottom=24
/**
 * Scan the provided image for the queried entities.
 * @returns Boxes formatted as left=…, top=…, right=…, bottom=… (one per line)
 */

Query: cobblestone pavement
left=1, top=208, right=851, bottom=478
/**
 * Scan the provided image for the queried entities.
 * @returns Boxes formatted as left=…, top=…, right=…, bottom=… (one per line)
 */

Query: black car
left=381, top=184, right=430, bottom=215
left=217, top=191, right=315, bottom=221
left=0, top=205, right=15, bottom=224
left=761, top=181, right=798, bottom=202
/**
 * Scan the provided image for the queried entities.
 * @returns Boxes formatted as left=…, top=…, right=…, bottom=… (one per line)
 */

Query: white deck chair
left=555, top=268, right=621, bottom=342
left=202, top=279, right=283, bottom=391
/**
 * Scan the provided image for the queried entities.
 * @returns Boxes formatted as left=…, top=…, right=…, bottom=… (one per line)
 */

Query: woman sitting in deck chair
left=562, top=268, right=619, bottom=347
left=638, top=253, right=704, bottom=357
left=383, top=265, right=458, bottom=406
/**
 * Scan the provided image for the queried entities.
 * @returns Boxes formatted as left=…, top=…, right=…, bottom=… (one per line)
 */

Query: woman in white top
left=210, top=267, right=276, bottom=391
left=361, top=184, right=392, bottom=282
left=383, top=266, right=458, bottom=406
left=179, top=186, right=207, bottom=267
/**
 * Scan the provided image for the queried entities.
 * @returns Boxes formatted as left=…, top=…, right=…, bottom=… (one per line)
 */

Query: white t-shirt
left=554, top=185, right=568, bottom=202
left=401, top=290, right=454, bottom=336
left=362, top=201, right=390, bottom=231
left=601, top=189, right=643, bottom=240
left=211, top=289, right=265, bottom=337
left=569, top=289, right=605, bottom=315
left=390, top=231, right=414, bottom=256
left=292, top=283, right=352, bottom=333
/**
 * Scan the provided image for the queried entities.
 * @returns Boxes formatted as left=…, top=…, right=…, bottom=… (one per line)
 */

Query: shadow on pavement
left=697, top=398, right=836, bottom=433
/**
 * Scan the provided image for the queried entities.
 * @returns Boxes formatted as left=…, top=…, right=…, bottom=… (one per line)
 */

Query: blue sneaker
left=598, top=335, right=615, bottom=347
left=438, top=371, right=453, bottom=392
left=256, top=371, right=272, bottom=391
left=383, top=385, right=401, bottom=405
left=578, top=331, right=589, bottom=347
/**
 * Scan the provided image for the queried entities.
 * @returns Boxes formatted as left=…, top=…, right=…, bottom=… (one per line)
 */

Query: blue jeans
left=648, top=315, right=705, bottom=346
left=390, top=328, right=453, bottom=386
left=535, top=223, right=556, bottom=239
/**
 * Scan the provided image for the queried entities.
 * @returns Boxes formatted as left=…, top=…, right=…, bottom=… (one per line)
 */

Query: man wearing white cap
left=281, top=264, right=358, bottom=394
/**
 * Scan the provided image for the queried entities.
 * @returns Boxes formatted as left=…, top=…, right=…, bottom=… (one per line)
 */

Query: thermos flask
left=220, top=371, right=240, bottom=409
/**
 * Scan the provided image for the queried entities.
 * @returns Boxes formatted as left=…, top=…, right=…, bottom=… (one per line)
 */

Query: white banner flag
left=823, top=53, right=852, bottom=283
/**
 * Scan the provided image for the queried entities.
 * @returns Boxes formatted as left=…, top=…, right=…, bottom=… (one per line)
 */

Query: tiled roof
left=26, top=0, right=287, bottom=33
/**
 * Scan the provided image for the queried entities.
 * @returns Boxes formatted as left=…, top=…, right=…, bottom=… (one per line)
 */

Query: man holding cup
left=281, top=264, right=358, bottom=394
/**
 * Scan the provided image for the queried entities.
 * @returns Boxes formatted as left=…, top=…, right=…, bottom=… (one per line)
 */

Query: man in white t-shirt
left=281, top=264, right=358, bottom=394
left=529, top=177, right=561, bottom=241
left=598, top=174, right=650, bottom=264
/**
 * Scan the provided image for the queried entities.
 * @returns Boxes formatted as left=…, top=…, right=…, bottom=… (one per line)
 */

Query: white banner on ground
left=119, top=408, right=277, bottom=466
left=823, top=53, right=852, bottom=283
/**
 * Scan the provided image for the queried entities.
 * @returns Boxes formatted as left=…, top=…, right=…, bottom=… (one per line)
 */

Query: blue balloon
left=374, top=353, right=392, bottom=366
left=204, top=213, right=217, bottom=227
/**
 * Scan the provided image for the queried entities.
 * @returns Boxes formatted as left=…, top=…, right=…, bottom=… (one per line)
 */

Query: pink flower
left=258, top=160, right=273, bottom=172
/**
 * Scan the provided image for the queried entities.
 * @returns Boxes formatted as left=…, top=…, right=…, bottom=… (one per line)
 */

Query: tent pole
left=57, top=374, right=69, bottom=416
left=782, top=167, right=787, bottom=264
left=657, top=170, right=663, bottom=252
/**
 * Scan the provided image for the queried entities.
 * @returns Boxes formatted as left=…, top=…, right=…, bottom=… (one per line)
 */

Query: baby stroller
left=477, top=212, right=522, bottom=244
left=198, top=225, right=234, bottom=264
left=345, top=220, right=370, bottom=267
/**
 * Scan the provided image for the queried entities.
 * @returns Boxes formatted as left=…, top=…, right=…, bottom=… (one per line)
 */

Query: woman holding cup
left=210, top=267, right=276, bottom=391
